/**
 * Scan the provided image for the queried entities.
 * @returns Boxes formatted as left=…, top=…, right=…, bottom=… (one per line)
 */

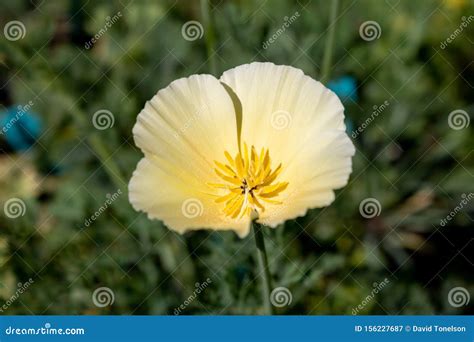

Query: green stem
left=200, top=0, right=217, bottom=75
left=320, top=0, right=340, bottom=83
left=253, top=221, right=273, bottom=315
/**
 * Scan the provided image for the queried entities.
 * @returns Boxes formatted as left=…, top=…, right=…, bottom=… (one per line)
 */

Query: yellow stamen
left=209, top=143, right=288, bottom=219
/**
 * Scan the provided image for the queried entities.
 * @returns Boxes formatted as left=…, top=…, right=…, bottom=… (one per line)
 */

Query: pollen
left=208, top=143, right=288, bottom=219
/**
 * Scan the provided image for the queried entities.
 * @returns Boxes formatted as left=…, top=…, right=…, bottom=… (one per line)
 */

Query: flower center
left=208, top=143, right=288, bottom=219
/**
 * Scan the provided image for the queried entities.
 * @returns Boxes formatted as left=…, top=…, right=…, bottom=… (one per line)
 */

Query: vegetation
left=0, top=0, right=473, bottom=315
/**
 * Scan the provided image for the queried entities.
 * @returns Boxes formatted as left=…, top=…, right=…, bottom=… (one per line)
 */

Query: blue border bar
left=0, top=316, right=472, bottom=341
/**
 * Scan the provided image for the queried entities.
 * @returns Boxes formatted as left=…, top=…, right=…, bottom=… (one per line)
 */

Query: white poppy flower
left=129, top=62, right=355, bottom=238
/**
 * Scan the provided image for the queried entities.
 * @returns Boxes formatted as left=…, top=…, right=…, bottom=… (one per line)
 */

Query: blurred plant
left=0, top=0, right=472, bottom=315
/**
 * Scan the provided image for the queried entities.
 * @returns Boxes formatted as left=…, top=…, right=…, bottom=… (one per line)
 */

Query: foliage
left=0, top=0, right=473, bottom=315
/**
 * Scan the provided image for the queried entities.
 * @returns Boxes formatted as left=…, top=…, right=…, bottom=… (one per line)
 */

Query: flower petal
left=133, top=74, right=239, bottom=180
left=129, top=74, right=250, bottom=237
left=220, top=62, right=355, bottom=226
left=129, top=157, right=251, bottom=237
left=259, top=130, right=354, bottom=227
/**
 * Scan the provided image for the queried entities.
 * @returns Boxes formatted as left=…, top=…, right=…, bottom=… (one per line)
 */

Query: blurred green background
left=0, top=0, right=473, bottom=315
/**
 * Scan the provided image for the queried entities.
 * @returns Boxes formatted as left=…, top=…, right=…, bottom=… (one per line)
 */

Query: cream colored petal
left=259, top=131, right=354, bottom=227
left=133, top=74, right=239, bottom=182
left=220, top=62, right=355, bottom=227
left=129, top=157, right=251, bottom=237
left=129, top=74, right=250, bottom=236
